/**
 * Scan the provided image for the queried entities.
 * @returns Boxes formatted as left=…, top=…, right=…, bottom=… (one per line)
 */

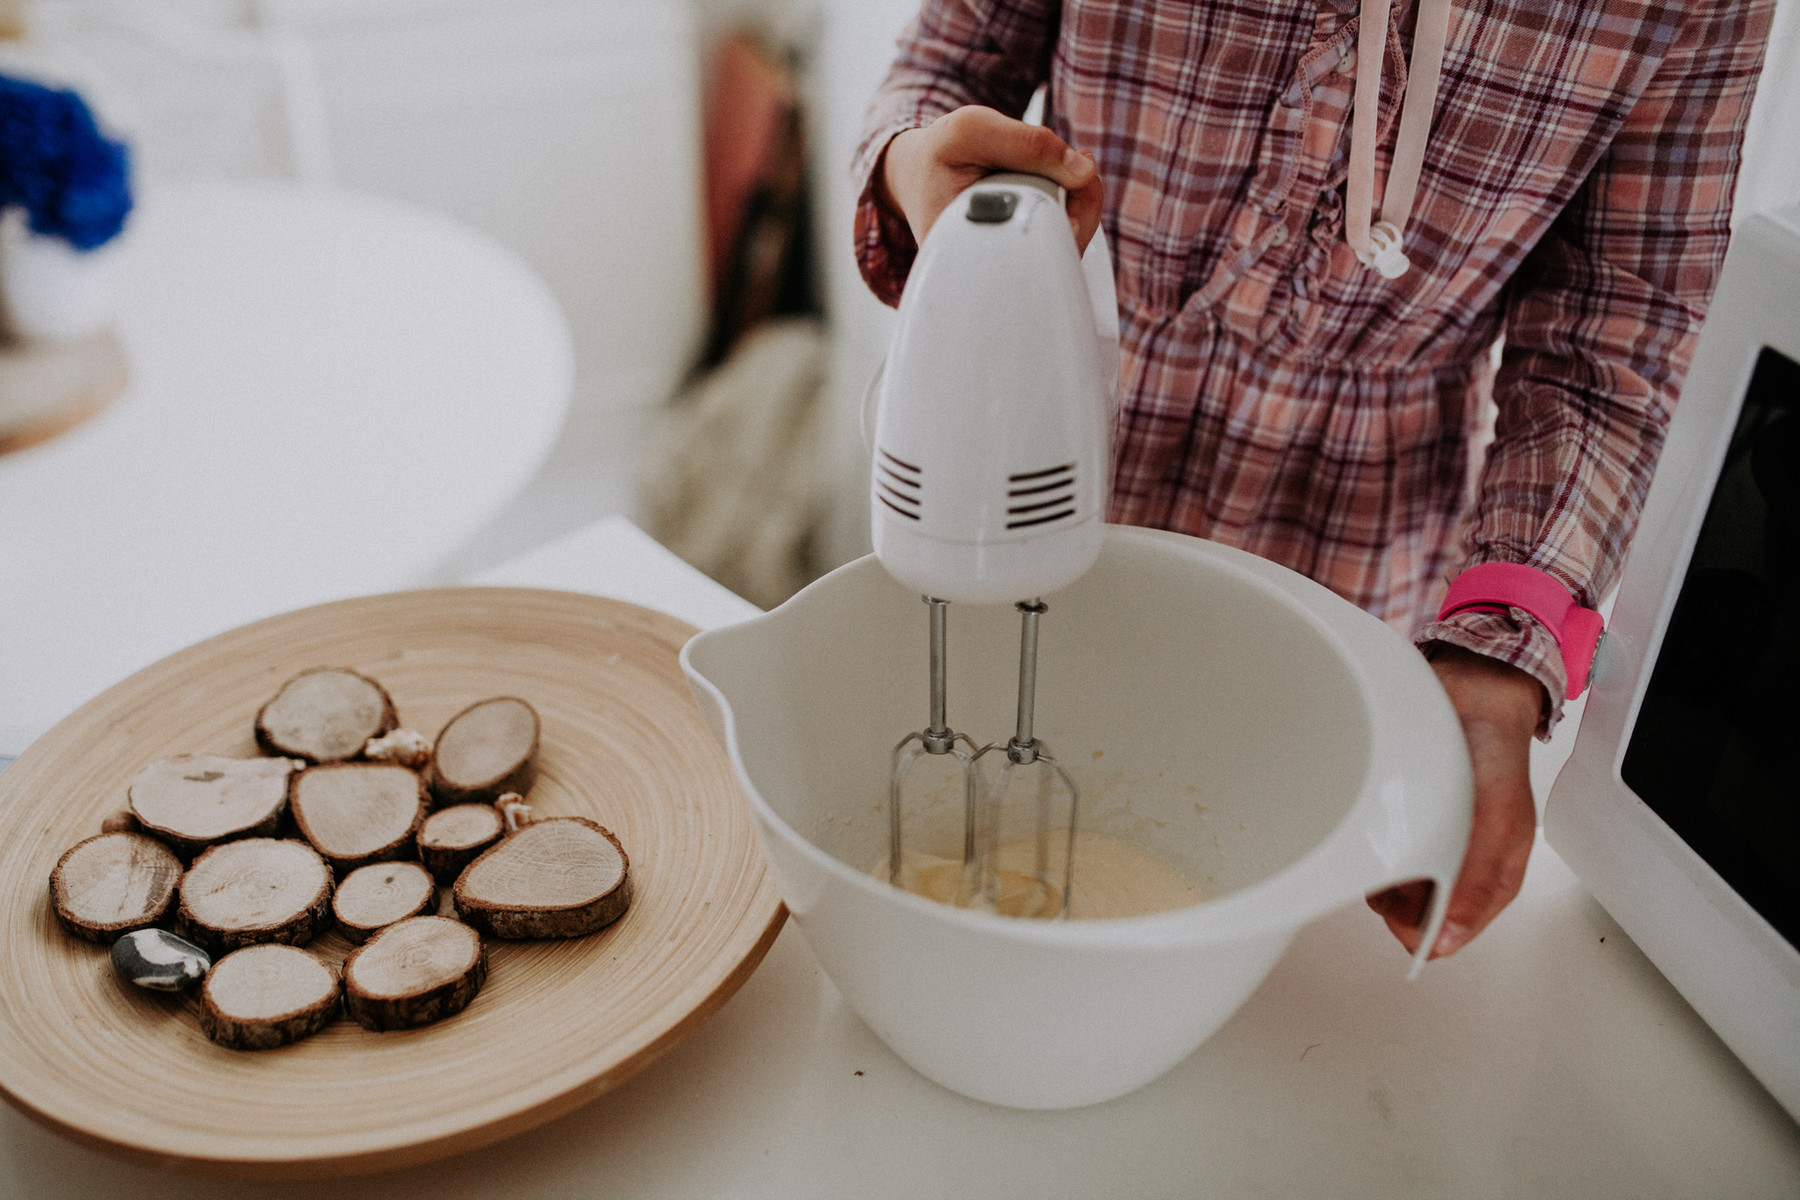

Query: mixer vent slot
left=1006, top=463, right=1077, bottom=529
left=877, top=448, right=923, bottom=520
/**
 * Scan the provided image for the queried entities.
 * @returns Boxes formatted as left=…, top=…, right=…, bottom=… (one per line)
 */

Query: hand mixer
left=871, top=173, right=1117, bottom=917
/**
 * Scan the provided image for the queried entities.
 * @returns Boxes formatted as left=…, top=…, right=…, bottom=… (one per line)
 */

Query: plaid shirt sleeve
left=1415, top=0, right=1775, bottom=731
left=850, top=0, right=1058, bottom=306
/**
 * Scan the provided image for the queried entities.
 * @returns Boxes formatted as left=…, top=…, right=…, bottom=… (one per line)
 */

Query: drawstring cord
left=1345, top=0, right=1452, bottom=278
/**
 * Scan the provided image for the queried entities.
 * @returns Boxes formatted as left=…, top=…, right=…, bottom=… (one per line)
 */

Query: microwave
left=1547, top=204, right=1800, bottom=1122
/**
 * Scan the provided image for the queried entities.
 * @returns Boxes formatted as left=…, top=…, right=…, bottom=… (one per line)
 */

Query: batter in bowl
left=880, top=831, right=1203, bottom=920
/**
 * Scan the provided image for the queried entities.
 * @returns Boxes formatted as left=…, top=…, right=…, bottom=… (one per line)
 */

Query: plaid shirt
left=853, top=0, right=1772, bottom=728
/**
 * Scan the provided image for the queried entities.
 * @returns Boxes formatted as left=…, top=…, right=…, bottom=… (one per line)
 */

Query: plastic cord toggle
left=1358, top=220, right=1410, bottom=278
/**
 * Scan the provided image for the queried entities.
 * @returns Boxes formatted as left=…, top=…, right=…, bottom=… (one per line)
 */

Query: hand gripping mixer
left=871, top=174, right=1118, bottom=917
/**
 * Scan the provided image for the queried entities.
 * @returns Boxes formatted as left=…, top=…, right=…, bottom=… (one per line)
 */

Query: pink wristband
left=1436, top=563, right=1604, bottom=701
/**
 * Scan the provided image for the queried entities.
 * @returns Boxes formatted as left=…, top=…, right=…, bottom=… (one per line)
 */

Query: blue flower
left=0, top=73, right=132, bottom=251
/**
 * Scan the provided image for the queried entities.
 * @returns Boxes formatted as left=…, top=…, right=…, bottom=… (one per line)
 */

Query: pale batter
left=878, top=831, right=1203, bottom=920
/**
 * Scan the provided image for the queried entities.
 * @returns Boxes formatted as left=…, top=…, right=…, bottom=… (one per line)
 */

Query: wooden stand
left=0, top=328, right=127, bottom=455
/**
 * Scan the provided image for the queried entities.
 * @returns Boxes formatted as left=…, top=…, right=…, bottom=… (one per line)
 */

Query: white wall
left=812, top=0, right=914, bottom=567
left=9, top=0, right=708, bottom=421
left=272, top=0, right=707, bottom=418
left=1737, top=0, right=1800, bottom=218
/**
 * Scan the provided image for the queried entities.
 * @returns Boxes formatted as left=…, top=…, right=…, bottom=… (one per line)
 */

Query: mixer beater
left=889, top=596, right=1078, bottom=917
left=970, top=599, right=1078, bottom=917
left=872, top=173, right=1116, bottom=920
left=887, top=597, right=980, bottom=889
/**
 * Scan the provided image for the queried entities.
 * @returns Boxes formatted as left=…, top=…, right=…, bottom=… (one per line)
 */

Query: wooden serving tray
left=0, top=588, right=785, bottom=1178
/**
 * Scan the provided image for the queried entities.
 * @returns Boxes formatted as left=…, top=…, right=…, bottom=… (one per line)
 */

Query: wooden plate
left=0, top=588, right=784, bottom=1178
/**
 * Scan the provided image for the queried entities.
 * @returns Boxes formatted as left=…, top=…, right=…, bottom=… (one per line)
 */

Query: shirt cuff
left=1415, top=607, right=1568, bottom=740
left=852, top=120, right=923, bottom=308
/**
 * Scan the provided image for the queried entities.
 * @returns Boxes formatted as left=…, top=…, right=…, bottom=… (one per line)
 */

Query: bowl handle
left=1300, top=632, right=1473, bottom=981
left=1362, top=728, right=1473, bottom=981
left=1332, top=600, right=1475, bottom=980
left=1410, top=867, right=1456, bottom=981
left=1380, top=773, right=1466, bottom=982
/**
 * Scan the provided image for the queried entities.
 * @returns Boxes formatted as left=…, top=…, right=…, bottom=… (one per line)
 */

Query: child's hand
left=876, top=105, right=1103, bottom=253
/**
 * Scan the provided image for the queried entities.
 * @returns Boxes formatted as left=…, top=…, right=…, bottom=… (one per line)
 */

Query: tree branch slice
left=127, top=754, right=298, bottom=858
left=255, top=668, right=398, bottom=764
left=429, top=697, right=539, bottom=807
left=343, top=916, right=486, bottom=1031
left=333, top=861, right=437, bottom=944
left=454, top=817, right=631, bottom=940
left=200, top=944, right=341, bottom=1050
left=417, top=803, right=505, bottom=884
left=49, top=832, right=182, bottom=942
left=290, top=763, right=427, bottom=874
left=176, top=838, right=333, bottom=958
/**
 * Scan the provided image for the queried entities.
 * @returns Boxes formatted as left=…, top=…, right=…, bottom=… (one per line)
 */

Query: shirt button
left=1334, top=47, right=1357, bottom=74
left=1269, top=225, right=1290, bottom=248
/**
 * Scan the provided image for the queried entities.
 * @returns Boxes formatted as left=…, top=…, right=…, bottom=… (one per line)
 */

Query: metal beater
left=887, top=596, right=980, bottom=889
left=968, top=599, right=1079, bottom=917
left=873, top=173, right=1117, bottom=917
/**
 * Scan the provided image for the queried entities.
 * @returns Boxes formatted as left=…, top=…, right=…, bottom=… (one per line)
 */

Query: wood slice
left=454, top=817, right=631, bottom=940
left=176, top=838, right=333, bottom=957
left=333, top=861, right=436, bottom=943
left=429, top=696, right=539, bottom=806
left=200, top=944, right=341, bottom=1051
left=0, top=588, right=784, bottom=1177
left=290, top=762, right=427, bottom=874
left=48, top=832, right=182, bottom=942
left=342, top=916, right=486, bottom=1032
left=417, top=803, right=505, bottom=884
left=255, top=667, right=398, bottom=763
left=127, top=754, right=297, bottom=858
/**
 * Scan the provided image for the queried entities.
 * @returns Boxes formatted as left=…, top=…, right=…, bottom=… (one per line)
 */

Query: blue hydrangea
left=0, top=74, right=132, bottom=251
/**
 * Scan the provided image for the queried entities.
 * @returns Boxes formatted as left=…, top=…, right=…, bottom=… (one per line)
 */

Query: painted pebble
left=111, top=928, right=211, bottom=992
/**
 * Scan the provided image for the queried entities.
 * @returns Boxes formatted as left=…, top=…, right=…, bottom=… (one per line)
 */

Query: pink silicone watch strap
left=1436, top=563, right=1603, bottom=701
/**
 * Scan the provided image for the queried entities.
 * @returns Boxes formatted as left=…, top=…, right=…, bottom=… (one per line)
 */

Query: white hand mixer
left=871, top=173, right=1119, bottom=917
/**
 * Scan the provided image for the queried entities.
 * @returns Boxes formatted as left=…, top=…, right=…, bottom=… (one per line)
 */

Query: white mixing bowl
left=682, top=525, right=1471, bottom=1109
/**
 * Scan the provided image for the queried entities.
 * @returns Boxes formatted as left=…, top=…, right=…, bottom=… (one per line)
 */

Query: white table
left=0, top=180, right=572, bottom=752
left=2, top=517, right=1797, bottom=1197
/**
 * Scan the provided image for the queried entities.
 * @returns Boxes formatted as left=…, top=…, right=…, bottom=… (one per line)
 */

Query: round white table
left=0, top=180, right=572, bottom=748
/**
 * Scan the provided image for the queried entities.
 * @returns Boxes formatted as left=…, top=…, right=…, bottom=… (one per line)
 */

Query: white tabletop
left=0, top=180, right=572, bottom=749
left=2, top=518, right=1797, bottom=1197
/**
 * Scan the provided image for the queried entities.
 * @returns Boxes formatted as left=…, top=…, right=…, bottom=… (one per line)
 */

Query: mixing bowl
left=681, top=525, right=1471, bottom=1108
